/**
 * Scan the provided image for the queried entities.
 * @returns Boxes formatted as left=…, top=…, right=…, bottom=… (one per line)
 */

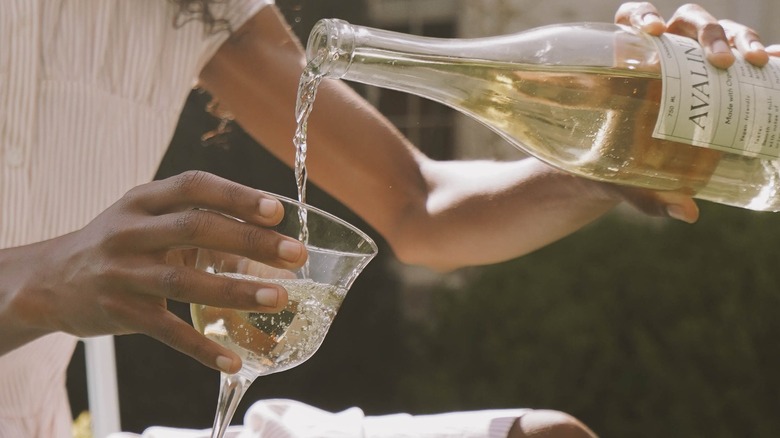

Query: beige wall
left=454, top=0, right=779, bottom=159
left=460, top=0, right=776, bottom=38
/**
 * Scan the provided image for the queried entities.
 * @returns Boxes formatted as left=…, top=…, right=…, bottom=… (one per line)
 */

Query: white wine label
left=652, top=32, right=780, bottom=159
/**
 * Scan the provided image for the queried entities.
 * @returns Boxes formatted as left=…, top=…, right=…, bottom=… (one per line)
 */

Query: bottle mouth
left=305, top=19, right=354, bottom=78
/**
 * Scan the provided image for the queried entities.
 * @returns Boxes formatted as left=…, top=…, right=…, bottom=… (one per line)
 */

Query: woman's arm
left=197, top=5, right=705, bottom=272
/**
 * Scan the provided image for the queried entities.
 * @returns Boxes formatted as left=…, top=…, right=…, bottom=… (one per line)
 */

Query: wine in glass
left=190, top=192, right=378, bottom=438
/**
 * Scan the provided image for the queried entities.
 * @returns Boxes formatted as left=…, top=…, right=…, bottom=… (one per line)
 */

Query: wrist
left=0, top=242, right=57, bottom=355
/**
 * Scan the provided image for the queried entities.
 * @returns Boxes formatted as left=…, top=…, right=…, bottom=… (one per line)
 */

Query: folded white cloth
left=108, top=426, right=241, bottom=438
left=236, top=399, right=364, bottom=437
left=109, top=399, right=528, bottom=438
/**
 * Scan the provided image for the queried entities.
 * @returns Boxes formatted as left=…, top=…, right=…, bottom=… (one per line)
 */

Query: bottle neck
left=305, top=19, right=356, bottom=79
left=305, top=20, right=656, bottom=83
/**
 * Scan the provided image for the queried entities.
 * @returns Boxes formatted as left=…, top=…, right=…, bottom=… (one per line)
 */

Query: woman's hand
left=616, top=2, right=770, bottom=68
left=0, top=171, right=307, bottom=373
left=611, top=2, right=780, bottom=223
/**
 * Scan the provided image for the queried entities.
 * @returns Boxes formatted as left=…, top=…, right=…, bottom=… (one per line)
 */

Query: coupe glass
left=190, top=192, right=378, bottom=438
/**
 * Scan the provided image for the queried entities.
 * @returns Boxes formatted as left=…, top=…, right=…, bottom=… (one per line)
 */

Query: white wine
left=193, top=209, right=377, bottom=438
left=304, top=20, right=780, bottom=211
left=443, top=63, right=731, bottom=201
left=191, top=273, right=345, bottom=375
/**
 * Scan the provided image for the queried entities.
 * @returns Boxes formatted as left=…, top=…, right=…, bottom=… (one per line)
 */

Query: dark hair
left=170, top=0, right=231, bottom=34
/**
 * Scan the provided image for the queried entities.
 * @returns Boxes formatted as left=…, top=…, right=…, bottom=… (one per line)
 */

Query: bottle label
left=651, top=32, right=780, bottom=159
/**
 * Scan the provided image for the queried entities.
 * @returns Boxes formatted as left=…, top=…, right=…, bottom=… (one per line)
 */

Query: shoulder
left=213, top=0, right=277, bottom=40
left=219, top=2, right=293, bottom=50
left=201, top=3, right=303, bottom=80
left=195, top=2, right=305, bottom=121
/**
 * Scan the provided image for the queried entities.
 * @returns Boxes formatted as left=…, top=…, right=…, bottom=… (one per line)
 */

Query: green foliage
left=399, top=204, right=780, bottom=437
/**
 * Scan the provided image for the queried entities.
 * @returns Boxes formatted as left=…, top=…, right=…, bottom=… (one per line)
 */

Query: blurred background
left=68, top=0, right=780, bottom=437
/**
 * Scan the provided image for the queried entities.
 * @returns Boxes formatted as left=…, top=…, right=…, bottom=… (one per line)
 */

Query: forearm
left=392, top=158, right=618, bottom=271
left=238, top=78, right=618, bottom=270
left=199, top=6, right=624, bottom=272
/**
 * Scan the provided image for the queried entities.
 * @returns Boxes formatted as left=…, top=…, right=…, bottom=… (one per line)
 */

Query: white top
left=0, top=0, right=271, bottom=436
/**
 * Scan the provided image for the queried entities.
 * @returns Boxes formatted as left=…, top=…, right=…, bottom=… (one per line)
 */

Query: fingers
left=720, top=19, right=769, bottom=67
left=140, top=309, right=244, bottom=373
left=612, top=185, right=700, bottom=223
left=664, top=4, right=734, bottom=69
left=112, top=172, right=308, bottom=269
left=135, top=264, right=290, bottom=311
left=618, top=3, right=770, bottom=69
left=766, top=44, right=780, bottom=57
left=100, top=295, right=245, bottom=373
left=152, top=208, right=307, bottom=268
left=129, top=171, right=285, bottom=227
left=615, top=2, right=666, bottom=36
left=654, top=191, right=700, bottom=223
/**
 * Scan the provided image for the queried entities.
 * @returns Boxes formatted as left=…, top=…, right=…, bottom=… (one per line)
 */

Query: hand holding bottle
left=616, top=2, right=770, bottom=68
left=610, top=3, right=769, bottom=221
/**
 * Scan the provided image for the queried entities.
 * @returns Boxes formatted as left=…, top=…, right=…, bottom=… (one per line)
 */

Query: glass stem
left=210, top=371, right=255, bottom=438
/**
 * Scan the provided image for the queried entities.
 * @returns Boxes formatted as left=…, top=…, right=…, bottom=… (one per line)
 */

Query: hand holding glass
left=190, top=192, right=378, bottom=438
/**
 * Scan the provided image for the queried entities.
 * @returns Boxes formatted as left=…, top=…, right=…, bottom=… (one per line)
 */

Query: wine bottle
left=303, top=19, right=780, bottom=211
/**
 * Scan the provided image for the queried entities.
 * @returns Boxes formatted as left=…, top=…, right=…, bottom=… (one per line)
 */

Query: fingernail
left=667, top=205, right=691, bottom=223
left=259, top=198, right=281, bottom=218
left=256, top=288, right=279, bottom=307
left=711, top=40, right=731, bottom=54
left=216, top=355, right=236, bottom=373
left=751, top=40, right=766, bottom=52
left=641, top=13, right=661, bottom=26
left=278, top=240, right=303, bottom=262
